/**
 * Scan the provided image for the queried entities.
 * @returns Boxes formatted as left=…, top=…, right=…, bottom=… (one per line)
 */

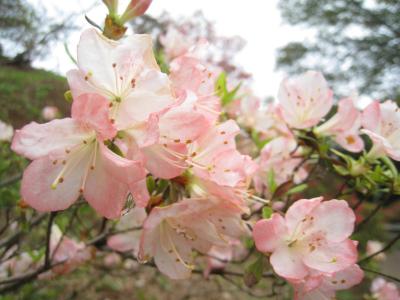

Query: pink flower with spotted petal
left=362, top=100, right=400, bottom=161
left=253, top=198, right=358, bottom=281
left=67, top=28, right=176, bottom=149
left=49, top=225, right=92, bottom=274
left=138, top=197, right=248, bottom=280
left=293, top=264, right=364, bottom=300
left=315, top=97, right=364, bottom=152
left=254, top=136, right=307, bottom=197
left=278, top=71, right=333, bottom=129
left=12, top=93, right=146, bottom=218
left=107, top=207, right=147, bottom=257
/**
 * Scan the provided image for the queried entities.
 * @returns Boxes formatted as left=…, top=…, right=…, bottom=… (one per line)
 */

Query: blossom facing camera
left=362, top=100, right=400, bottom=161
left=277, top=71, right=333, bottom=129
left=12, top=93, right=146, bottom=219
left=253, top=197, right=358, bottom=281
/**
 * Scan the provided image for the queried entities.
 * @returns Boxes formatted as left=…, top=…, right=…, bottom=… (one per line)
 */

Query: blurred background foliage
left=276, top=0, right=400, bottom=102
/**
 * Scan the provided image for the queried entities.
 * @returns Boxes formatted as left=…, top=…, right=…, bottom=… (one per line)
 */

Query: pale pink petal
left=158, top=109, right=209, bottom=142
left=310, top=200, right=355, bottom=242
left=129, top=179, right=150, bottom=207
left=12, top=119, right=93, bottom=160
left=71, top=93, right=116, bottom=140
left=362, top=100, right=381, bottom=132
left=303, top=239, right=357, bottom=273
left=143, top=143, right=186, bottom=179
left=76, top=29, right=119, bottom=93
left=253, top=214, right=287, bottom=253
left=278, top=71, right=333, bottom=129
left=83, top=145, right=132, bottom=219
left=270, top=245, right=309, bottom=280
left=323, top=264, right=364, bottom=290
left=154, top=226, right=193, bottom=280
left=100, top=143, right=146, bottom=184
left=285, top=197, right=323, bottom=233
left=21, top=156, right=86, bottom=212
left=66, top=69, right=99, bottom=99
left=107, top=232, right=138, bottom=252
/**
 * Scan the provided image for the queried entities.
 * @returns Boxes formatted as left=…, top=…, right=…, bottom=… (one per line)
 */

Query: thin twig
left=44, top=212, right=57, bottom=269
left=361, top=267, right=400, bottom=283
left=358, top=232, right=400, bottom=264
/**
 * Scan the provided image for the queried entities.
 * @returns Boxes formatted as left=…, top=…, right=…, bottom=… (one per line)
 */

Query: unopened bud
left=64, top=90, right=73, bottom=103
left=120, top=0, right=152, bottom=23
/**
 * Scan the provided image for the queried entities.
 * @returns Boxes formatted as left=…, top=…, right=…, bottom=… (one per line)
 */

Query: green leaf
left=333, top=164, right=349, bottom=176
left=146, top=176, right=156, bottom=193
left=286, top=183, right=308, bottom=196
left=244, top=254, right=264, bottom=287
left=215, top=72, right=242, bottom=106
left=243, top=237, right=255, bottom=249
left=262, top=207, right=273, bottom=219
left=64, top=90, right=73, bottom=103
left=267, top=169, right=277, bottom=195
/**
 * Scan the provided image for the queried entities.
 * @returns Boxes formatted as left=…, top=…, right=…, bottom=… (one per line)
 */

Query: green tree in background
left=276, top=0, right=400, bottom=101
left=0, top=0, right=77, bottom=66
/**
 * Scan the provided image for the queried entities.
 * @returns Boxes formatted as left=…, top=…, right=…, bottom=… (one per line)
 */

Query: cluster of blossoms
left=5, top=0, right=400, bottom=297
left=11, top=26, right=257, bottom=279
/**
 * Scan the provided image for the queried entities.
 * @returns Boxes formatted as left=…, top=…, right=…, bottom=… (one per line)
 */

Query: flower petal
left=12, top=119, right=92, bottom=160
left=253, top=214, right=287, bottom=253
left=303, top=239, right=357, bottom=274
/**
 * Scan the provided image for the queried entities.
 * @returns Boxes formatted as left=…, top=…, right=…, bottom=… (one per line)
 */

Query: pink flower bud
left=120, top=0, right=152, bottom=23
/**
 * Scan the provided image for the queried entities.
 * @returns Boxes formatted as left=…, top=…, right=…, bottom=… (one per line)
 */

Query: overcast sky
left=30, top=0, right=313, bottom=99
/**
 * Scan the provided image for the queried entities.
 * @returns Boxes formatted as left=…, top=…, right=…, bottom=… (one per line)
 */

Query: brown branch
left=361, top=267, right=400, bottom=283
left=44, top=212, right=57, bottom=269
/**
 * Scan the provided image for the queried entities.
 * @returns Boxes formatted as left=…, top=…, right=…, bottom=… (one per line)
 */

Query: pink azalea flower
left=293, top=264, right=364, bottom=300
left=277, top=71, right=333, bottom=129
left=0, top=120, right=13, bottom=142
left=107, top=207, right=147, bottom=257
left=12, top=93, right=146, bottom=218
left=67, top=28, right=176, bottom=149
left=141, top=54, right=222, bottom=180
left=362, top=100, right=400, bottom=161
left=169, top=54, right=221, bottom=125
left=253, top=197, right=358, bottom=281
left=203, top=240, right=247, bottom=278
left=254, top=103, right=292, bottom=140
left=48, top=225, right=92, bottom=275
left=254, top=136, right=307, bottom=196
left=138, top=197, right=248, bottom=279
left=371, top=278, right=400, bottom=300
left=315, top=97, right=364, bottom=152
left=160, top=26, right=192, bottom=60
left=41, top=106, right=60, bottom=121
left=0, top=252, right=35, bottom=279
